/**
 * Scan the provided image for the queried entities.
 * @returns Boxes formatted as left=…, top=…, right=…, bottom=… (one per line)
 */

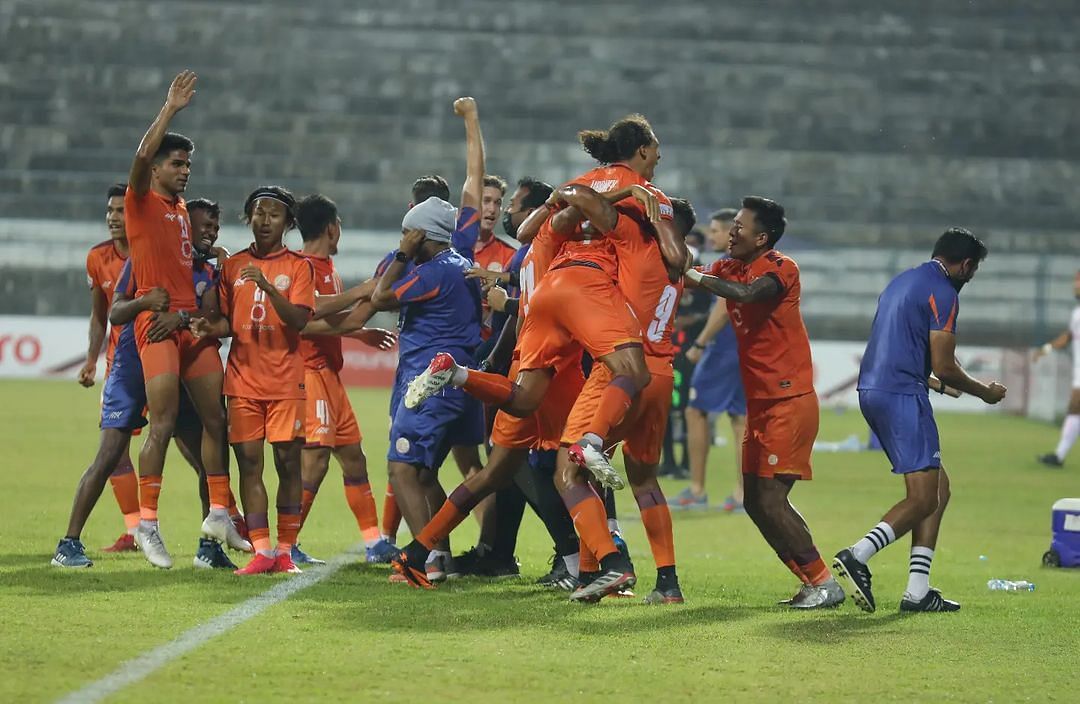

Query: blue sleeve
left=451, top=206, right=480, bottom=261
left=392, top=263, right=444, bottom=304
left=929, top=281, right=959, bottom=334
left=508, top=245, right=529, bottom=276
left=375, top=251, right=396, bottom=278
left=116, top=258, right=135, bottom=298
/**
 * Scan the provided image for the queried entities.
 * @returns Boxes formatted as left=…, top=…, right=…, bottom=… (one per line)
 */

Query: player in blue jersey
left=833, top=228, right=1006, bottom=613
left=370, top=195, right=484, bottom=583
left=52, top=198, right=248, bottom=568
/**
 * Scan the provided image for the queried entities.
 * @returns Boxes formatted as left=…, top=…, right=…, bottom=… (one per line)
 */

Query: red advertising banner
left=339, top=337, right=397, bottom=387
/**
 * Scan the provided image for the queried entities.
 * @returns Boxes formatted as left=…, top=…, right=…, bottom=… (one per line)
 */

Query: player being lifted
left=686, top=196, right=843, bottom=609
left=405, top=114, right=686, bottom=488
left=192, top=186, right=315, bottom=575
left=834, top=229, right=1005, bottom=613
left=124, top=71, right=235, bottom=568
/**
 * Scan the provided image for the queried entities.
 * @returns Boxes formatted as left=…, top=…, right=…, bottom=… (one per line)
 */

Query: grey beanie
left=402, top=196, right=457, bottom=243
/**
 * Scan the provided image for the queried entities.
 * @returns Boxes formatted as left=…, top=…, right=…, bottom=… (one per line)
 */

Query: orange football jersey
left=124, top=186, right=195, bottom=311
left=300, top=254, right=344, bottom=372
left=704, top=250, right=814, bottom=400
left=85, top=240, right=128, bottom=367
left=219, top=247, right=315, bottom=400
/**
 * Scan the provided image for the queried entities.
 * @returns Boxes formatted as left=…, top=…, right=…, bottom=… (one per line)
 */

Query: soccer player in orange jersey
left=77, top=183, right=142, bottom=552
left=192, top=186, right=315, bottom=574
left=474, top=174, right=516, bottom=337
left=686, top=196, right=844, bottom=609
left=406, top=115, right=686, bottom=487
left=292, top=193, right=399, bottom=565
left=124, top=71, right=230, bottom=569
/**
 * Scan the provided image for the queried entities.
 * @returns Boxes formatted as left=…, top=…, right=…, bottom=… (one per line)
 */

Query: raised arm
left=129, top=71, right=197, bottom=195
left=371, top=230, right=425, bottom=312
left=549, top=184, right=619, bottom=234
left=455, top=97, right=484, bottom=213
left=929, top=331, right=1006, bottom=403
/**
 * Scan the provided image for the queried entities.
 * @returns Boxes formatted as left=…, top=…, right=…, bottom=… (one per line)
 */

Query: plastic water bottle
left=987, top=579, right=1036, bottom=592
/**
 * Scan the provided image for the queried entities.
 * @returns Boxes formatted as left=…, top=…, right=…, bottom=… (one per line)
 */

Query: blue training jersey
left=858, top=260, right=960, bottom=395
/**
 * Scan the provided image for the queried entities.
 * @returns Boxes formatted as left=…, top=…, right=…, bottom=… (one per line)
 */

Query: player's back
left=124, top=186, right=196, bottom=311
left=859, top=261, right=958, bottom=395
left=220, top=247, right=315, bottom=400
left=300, top=254, right=344, bottom=372
left=396, top=248, right=482, bottom=373
left=708, top=250, right=813, bottom=399
left=611, top=210, right=682, bottom=365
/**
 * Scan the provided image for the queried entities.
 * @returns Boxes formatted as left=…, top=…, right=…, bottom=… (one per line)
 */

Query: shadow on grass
left=285, top=564, right=763, bottom=637
left=759, top=611, right=907, bottom=643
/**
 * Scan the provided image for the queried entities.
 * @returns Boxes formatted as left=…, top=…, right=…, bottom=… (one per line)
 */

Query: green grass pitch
left=1, top=379, right=1078, bottom=702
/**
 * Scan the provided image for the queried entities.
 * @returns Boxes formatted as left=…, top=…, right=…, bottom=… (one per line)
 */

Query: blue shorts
left=858, top=389, right=941, bottom=474
left=688, top=347, right=746, bottom=416
left=388, top=382, right=484, bottom=470
left=100, top=357, right=148, bottom=432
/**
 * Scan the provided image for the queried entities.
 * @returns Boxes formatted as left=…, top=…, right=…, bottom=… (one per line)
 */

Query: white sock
left=209, top=506, right=230, bottom=519
left=905, top=546, right=934, bottom=600
left=426, top=549, right=451, bottom=565
left=451, top=365, right=468, bottom=386
left=138, top=519, right=158, bottom=530
left=563, top=552, right=580, bottom=578
left=583, top=432, right=604, bottom=449
left=1055, top=414, right=1080, bottom=461
left=851, top=521, right=896, bottom=563
left=381, top=533, right=394, bottom=543
left=607, top=519, right=621, bottom=535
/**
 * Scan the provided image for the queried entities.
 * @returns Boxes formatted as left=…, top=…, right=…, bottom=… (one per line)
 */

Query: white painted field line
left=56, top=551, right=355, bottom=704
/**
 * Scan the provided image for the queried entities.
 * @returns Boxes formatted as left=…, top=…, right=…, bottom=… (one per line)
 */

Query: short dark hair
left=242, top=185, right=297, bottom=229
left=411, top=175, right=450, bottom=204
left=517, top=177, right=553, bottom=210
left=106, top=183, right=126, bottom=200
left=579, top=114, right=656, bottom=164
left=932, top=227, right=988, bottom=264
left=710, top=208, right=737, bottom=222
left=296, top=194, right=339, bottom=242
left=741, top=196, right=787, bottom=248
left=484, top=175, right=508, bottom=195
left=186, top=198, right=220, bottom=220
left=670, top=197, right=697, bottom=237
left=153, top=132, right=195, bottom=162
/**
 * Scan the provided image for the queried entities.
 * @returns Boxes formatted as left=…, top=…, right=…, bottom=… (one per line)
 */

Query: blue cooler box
left=1043, top=498, right=1080, bottom=568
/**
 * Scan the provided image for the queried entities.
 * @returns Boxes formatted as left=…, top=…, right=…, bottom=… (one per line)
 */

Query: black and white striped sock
left=905, top=546, right=934, bottom=600
left=851, top=521, right=896, bottom=563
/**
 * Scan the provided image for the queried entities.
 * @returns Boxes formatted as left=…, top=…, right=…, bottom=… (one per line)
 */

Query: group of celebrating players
left=52, top=70, right=1013, bottom=613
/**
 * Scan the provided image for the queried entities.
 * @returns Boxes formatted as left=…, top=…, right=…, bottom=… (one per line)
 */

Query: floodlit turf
left=2, top=378, right=1078, bottom=703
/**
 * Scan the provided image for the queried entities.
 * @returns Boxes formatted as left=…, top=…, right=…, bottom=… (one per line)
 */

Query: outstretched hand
left=354, top=328, right=398, bottom=351
left=165, top=70, right=197, bottom=112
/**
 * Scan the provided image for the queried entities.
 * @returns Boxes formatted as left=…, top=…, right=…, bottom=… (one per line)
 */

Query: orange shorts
left=135, top=311, right=222, bottom=381
left=517, top=265, right=641, bottom=372
left=562, top=356, right=673, bottom=465
left=490, top=356, right=586, bottom=450
left=227, top=396, right=305, bottom=444
left=304, top=367, right=362, bottom=448
left=742, top=392, right=819, bottom=480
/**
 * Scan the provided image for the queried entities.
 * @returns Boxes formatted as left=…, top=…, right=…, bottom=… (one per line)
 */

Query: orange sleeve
left=706, top=258, right=739, bottom=277
left=290, top=258, right=315, bottom=311
left=770, top=256, right=800, bottom=293
left=86, top=250, right=100, bottom=290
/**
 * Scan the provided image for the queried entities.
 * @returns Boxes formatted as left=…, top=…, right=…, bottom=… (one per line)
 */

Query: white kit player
left=1035, top=269, right=1080, bottom=468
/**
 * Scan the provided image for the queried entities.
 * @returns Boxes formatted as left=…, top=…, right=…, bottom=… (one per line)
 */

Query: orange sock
left=226, top=489, right=242, bottom=520
left=247, top=513, right=272, bottom=554
left=343, top=478, right=381, bottom=545
left=206, top=473, right=232, bottom=511
left=794, top=547, right=831, bottom=586
left=138, top=475, right=162, bottom=522
left=635, top=489, right=675, bottom=568
left=416, top=485, right=479, bottom=549
left=578, top=538, right=600, bottom=573
left=382, top=484, right=401, bottom=539
left=300, top=484, right=318, bottom=527
left=462, top=369, right=515, bottom=406
left=561, top=483, right=617, bottom=562
left=780, top=554, right=811, bottom=585
left=585, top=375, right=636, bottom=439
left=276, top=505, right=301, bottom=554
left=110, top=459, right=140, bottom=531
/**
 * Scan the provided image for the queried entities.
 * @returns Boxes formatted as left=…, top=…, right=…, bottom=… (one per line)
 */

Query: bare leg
left=65, top=429, right=133, bottom=538
left=685, top=406, right=710, bottom=497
